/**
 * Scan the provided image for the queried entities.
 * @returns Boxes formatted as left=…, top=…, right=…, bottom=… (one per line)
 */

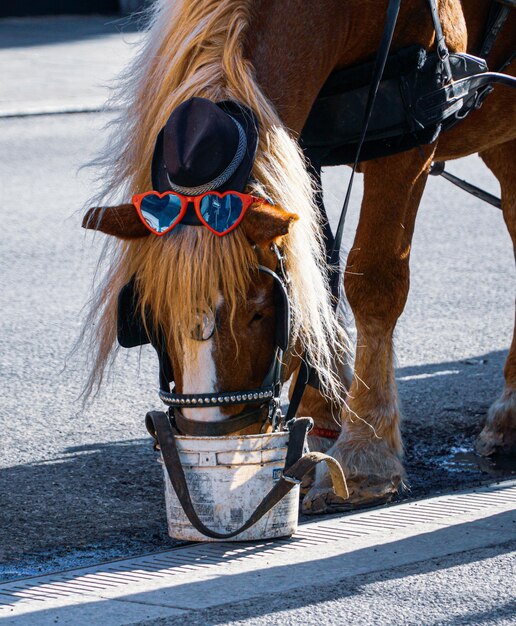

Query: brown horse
left=83, top=0, right=515, bottom=513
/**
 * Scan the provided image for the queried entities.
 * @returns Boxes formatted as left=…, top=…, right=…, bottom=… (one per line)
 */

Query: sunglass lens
left=140, top=194, right=183, bottom=233
left=199, top=194, right=244, bottom=234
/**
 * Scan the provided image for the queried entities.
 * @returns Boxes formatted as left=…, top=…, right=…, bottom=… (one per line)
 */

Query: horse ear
left=243, top=202, right=298, bottom=246
left=82, top=204, right=149, bottom=239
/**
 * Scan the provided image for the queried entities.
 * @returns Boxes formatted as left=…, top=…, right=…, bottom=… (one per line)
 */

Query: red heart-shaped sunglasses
left=132, top=190, right=264, bottom=236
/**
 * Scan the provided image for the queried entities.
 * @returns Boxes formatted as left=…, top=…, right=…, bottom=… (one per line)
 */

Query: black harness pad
left=300, top=47, right=490, bottom=166
left=117, top=276, right=151, bottom=348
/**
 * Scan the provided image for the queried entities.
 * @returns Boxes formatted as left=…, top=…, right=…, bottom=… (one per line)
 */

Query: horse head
left=83, top=200, right=298, bottom=432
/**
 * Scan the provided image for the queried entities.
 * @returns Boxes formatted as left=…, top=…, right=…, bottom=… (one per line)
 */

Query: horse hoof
left=476, top=391, right=516, bottom=457
left=302, top=432, right=405, bottom=514
left=302, top=473, right=401, bottom=514
left=302, top=487, right=349, bottom=514
left=476, top=427, right=516, bottom=457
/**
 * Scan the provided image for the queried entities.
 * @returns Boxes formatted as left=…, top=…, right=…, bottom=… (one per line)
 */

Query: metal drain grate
left=1, top=482, right=514, bottom=611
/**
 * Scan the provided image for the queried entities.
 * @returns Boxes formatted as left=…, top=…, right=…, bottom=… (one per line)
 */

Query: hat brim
left=151, top=100, right=259, bottom=194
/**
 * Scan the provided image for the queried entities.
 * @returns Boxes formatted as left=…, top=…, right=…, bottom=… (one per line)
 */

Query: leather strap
left=426, top=0, right=453, bottom=83
left=173, top=405, right=269, bottom=436
left=148, top=412, right=347, bottom=540
left=328, top=0, right=402, bottom=284
left=285, top=360, right=311, bottom=421
left=430, top=162, right=502, bottom=209
left=479, top=2, right=511, bottom=59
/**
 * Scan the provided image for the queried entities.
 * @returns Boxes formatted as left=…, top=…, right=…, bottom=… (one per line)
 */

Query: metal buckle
left=437, top=40, right=450, bottom=62
left=454, top=86, right=493, bottom=121
left=271, top=243, right=290, bottom=285
left=282, top=473, right=302, bottom=485
left=473, top=86, right=494, bottom=110
left=268, top=399, right=283, bottom=431
left=436, top=38, right=452, bottom=84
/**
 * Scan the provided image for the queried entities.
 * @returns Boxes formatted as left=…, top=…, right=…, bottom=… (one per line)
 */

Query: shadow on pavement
left=0, top=437, right=174, bottom=572
left=397, top=349, right=515, bottom=498
left=0, top=15, right=142, bottom=49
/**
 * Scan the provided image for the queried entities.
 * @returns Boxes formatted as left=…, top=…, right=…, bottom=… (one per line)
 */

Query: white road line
left=397, top=369, right=460, bottom=381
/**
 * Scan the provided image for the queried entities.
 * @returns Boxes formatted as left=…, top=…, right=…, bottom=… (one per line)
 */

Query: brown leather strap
left=285, top=451, right=348, bottom=502
left=149, top=412, right=348, bottom=540
left=173, top=405, right=269, bottom=436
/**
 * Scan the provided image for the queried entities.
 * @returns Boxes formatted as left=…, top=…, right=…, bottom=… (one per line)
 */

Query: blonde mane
left=85, top=0, right=350, bottom=400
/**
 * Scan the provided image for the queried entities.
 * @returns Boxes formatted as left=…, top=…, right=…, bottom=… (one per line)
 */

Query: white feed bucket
left=161, top=431, right=299, bottom=542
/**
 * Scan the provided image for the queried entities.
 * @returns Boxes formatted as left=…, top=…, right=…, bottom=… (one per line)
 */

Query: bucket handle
left=147, top=411, right=348, bottom=540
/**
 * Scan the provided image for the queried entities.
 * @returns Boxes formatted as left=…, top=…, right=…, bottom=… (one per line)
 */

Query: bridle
left=117, top=243, right=292, bottom=436
left=136, top=251, right=349, bottom=541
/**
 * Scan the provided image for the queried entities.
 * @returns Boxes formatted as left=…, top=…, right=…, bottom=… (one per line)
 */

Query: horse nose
left=191, top=310, right=216, bottom=341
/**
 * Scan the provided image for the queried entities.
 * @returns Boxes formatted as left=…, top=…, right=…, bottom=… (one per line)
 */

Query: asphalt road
left=0, top=110, right=514, bottom=579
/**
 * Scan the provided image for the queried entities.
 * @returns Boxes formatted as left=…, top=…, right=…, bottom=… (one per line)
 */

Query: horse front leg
left=477, top=140, right=516, bottom=457
left=304, top=146, right=435, bottom=513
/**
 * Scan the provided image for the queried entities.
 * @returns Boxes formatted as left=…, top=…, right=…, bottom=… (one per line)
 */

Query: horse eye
left=250, top=312, right=264, bottom=324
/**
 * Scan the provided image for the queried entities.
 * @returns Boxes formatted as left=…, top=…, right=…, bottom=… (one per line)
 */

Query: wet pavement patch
left=395, top=350, right=515, bottom=500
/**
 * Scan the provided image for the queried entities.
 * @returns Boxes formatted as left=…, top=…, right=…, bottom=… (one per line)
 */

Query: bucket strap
left=147, top=412, right=348, bottom=540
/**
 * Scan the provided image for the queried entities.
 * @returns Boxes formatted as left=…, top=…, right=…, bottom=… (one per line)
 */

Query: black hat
left=151, top=97, right=259, bottom=195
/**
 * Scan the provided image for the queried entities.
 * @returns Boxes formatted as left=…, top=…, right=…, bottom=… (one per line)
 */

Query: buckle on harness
left=436, top=36, right=453, bottom=84
left=268, top=400, right=283, bottom=431
left=282, top=473, right=302, bottom=485
left=437, top=40, right=450, bottom=62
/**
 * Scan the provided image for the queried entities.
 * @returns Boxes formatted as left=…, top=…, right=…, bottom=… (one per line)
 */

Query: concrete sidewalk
left=0, top=482, right=514, bottom=625
left=0, top=15, right=142, bottom=117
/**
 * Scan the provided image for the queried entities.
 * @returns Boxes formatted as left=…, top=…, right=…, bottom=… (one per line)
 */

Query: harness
left=300, top=0, right=516, bottom=168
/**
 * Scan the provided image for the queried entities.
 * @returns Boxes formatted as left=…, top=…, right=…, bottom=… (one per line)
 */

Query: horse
left=83, top=0, right=516, bottom=514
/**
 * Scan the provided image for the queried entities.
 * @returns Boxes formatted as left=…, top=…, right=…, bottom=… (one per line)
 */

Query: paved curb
left=0, top=480, right=514, bottom=625
left=0, top=105, right=114, bottom=119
